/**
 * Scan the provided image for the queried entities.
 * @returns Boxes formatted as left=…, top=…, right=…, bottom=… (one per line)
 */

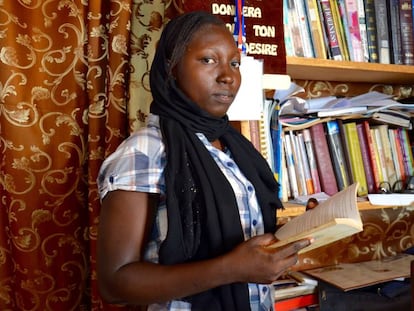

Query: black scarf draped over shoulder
left=149, top=11, right=283, bottom=311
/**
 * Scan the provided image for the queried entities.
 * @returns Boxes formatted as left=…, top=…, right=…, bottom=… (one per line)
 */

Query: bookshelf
left=277, top=57, right=414, bottom=219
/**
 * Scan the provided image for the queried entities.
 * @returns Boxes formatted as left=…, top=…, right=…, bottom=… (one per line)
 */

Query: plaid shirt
left=98, top=114, right=274, bottom=311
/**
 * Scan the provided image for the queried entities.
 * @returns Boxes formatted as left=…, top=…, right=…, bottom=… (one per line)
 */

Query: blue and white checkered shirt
left=98, top=114, right=275, bottom=311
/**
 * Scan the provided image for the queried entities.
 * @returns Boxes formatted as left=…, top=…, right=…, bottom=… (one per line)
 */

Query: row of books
left=279, top=119, right=414, bottom=201
left=284, top=0, right=414, bottom=65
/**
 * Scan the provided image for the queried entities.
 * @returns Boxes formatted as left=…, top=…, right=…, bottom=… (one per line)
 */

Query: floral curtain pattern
left=0, top=0, right=171, bottom=309
left=1, top=1, right=413, bottom=310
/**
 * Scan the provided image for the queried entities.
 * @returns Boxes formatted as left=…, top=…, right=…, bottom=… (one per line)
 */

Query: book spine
left=356, top=123, right=375, bottom=194
left=284, top=133, right=300, bottom=198
left=357, top=0, right=370, bottom=62
left=330, top=0, right=350, bottom=60
left=317, top=0, right=334, bottom=59
left=363, top=120, right=381, bottom=192
left=297, top=132, right=315, bottom=194
left=343, top=122, right=368, bottom=196
left=309, top=122, right=339, bottom=195
left=285, top=0, right=305, bottom=57
left=388, top=0, right=403, bottom=64
left=399, top=128, right=414, bottom=176
left=303, top=128, right=322, bottom=193
left=293, top=0, right=315, bottom=57
left=305, top=0, right=328, bottom=58
left=290, top=131, right=308, bottom=196
left=399, top=0, right=414, bottom=65
left=371, top=127, right=389, bottom=183
left=344, top=0, right=365, bottom=61
left=283, top=0, right=295, bottom=56
left=393, top=129, right=410, bottom=182
left=326, top=120, right=350, bottom=190
left=363, top=0, right=379, bottom=62
left=375, top=0, right=391, bottom=64
left=270, top=101, right=283, bottom=198
left=319, top=0, right=343, bottom=60
left=377, top=124, right=398, bottom=185
left=281, top=132, right=291, bottom=202
left=388, top=128, right=404, bottom=183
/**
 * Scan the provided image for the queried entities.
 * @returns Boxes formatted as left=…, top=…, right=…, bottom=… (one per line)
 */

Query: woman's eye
left=232, top=60, right=241, bottom=68
left=202, top=57, right=215, bottom=64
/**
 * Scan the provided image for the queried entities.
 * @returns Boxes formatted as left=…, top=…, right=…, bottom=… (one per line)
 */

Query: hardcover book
left=399, top=0, right=414, bottom=65
left=319, top=0, right=343, bottom=60
left=309, top=122, right=339, bottom=195
left=326, top=120, right=350, bottom=191
left=343, top=122, right=368, bottom=196
left=374, top=0, right=391, bottom=64
left=363, top=0, right=379, bottom=62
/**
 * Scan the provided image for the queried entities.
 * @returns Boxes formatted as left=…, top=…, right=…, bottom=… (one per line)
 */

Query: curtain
left=0, top=1, right=179, bottom=310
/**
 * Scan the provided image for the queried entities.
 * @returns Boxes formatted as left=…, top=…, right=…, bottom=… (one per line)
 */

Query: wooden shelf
left=286, top=57, right=414, bottom=84
left=277, top=200, right=395, bottom=219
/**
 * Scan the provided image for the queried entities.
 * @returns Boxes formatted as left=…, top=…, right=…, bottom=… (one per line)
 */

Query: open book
left=269, top=183, right=362, bottom=253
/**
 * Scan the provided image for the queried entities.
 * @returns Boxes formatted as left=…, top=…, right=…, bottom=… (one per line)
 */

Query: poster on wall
left=167, top=0, right=286, bottom=74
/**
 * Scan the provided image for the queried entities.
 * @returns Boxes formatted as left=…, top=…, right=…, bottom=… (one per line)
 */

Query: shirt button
left=247, top=185, right=253, bottom=192
left=252, top=219, right=257, bottom=226
left=109, top=176, right=114, bottom=183
left=262, top=286, right=268, bottom=293
left=227, top=161, right=234, bottom=167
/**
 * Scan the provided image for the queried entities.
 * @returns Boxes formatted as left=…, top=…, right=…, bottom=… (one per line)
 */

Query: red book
left=399, top=0, right=414, bottom=65
left=362, top=120, right=381, bottom=193
left=356, top=123, right=375, bottom=194
left=319, top=0, right=343, bottom=60
left=309, top=122, right=338, bottom=195
left=274, top=293, right=318, bottom=311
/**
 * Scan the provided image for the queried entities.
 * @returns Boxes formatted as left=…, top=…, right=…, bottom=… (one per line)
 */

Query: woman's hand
left=221, top=234, right=312, bottom=284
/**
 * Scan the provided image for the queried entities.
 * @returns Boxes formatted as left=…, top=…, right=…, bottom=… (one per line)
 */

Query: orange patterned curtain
left=0, top=1, right=174, bottom=310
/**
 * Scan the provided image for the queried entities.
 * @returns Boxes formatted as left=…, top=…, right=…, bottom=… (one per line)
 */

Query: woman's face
left=173, top=24, right=242, bottom=118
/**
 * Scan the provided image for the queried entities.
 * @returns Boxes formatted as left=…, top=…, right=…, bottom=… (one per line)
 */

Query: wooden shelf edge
left=286, top=57, right=414, bottom=85
left=277, top=200, right=397, bottom=218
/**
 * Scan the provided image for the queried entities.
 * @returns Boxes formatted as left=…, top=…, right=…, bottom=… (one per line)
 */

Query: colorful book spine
left=293, top=0, right=315, bottom=57
left=283, top=0, right=295, bottom=56
left=303, top=128, right=322, bottom=193
left=343, top=122, right=368, bottom=196
left=356, top=123, right=375, bottom=194
left=304, top=0, right=328, bottom=58
left=271, top=101, right=283, bottom=198
left=391, top=128, right=407, bottom=182
left=297, top=132, right=315, bottom=195
left=388, top=0, right=403, bottom=64
left=357, top=0, right=370, bottom=62
left=326, top=120, right=350, bottom=190
left=374, top=0, right=391, bottom=64
left=362, top=120, right=381, bottom=192
left=284, top=133, right=299, bottom=199
left=290, top=131, right=307, bottom=196
left=309, top=122, right=338, bottom=195
left=285, top=0, right=305, bottom=57
left=388, top=128, right=404, bottom=183
left=399, top=128, right=414, bottom=176
left=399, top=0, right=414, bottom=65
left=281, top=132, right=291, bottom=202
left=344, top=0, right=364, bottom=61
left=363, top=0, right=379, bottom=62
left=377, top=124, right=398, bottom=185
left=319, top=0, right=343, bottom=60
left=371, top=127, right=389, bottom=183
left=330, top=0, right=350, bottom=60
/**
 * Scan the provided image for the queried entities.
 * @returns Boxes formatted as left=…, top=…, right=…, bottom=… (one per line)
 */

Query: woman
left=97, top=11, right=311, bottom=311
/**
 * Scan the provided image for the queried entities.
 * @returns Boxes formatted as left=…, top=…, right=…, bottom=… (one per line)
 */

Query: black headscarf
left=149, top=11, right=283, bottom=311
